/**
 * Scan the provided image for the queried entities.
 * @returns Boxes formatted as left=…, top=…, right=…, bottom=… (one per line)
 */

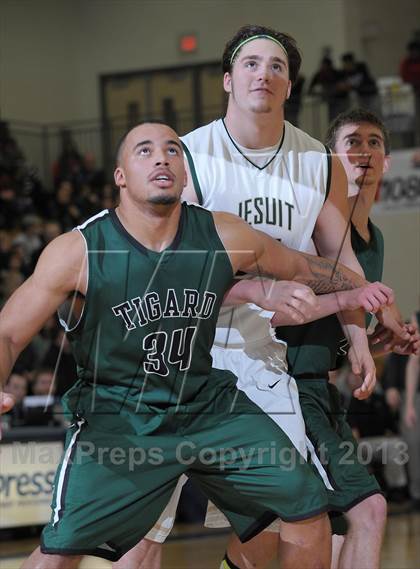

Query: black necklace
left=222, top=118, right=285, bottom=171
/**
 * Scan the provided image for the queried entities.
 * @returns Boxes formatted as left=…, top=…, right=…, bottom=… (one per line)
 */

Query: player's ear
left=286, top=80, right=292, bottom=100
left=223, top=72, right=232, bottom=94
left=382, top=155, right=390, bottom=174
left=114, top=166, right=126, bottom=189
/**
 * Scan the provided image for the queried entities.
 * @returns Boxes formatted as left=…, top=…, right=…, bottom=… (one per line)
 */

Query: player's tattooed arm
left=215, top=211, right=379, bottom=294
left=295, top=253, right=363, bottom=294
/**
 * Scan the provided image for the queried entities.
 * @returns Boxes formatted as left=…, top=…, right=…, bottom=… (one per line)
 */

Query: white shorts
left=146, top=340, right=330, bottom=540
left=144, top=474, right=188, bottom=543
left=211, top=341, right=307, bottom=457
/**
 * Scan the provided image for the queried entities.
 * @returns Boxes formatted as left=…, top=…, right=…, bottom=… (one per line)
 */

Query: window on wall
left=100, top=62, right=225, bottom=171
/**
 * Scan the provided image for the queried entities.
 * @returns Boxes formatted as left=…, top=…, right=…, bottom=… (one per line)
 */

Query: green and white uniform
left=148, top=118, right=333, bottom=539
left=41, top=203, right=329, bottom=561
left=278, top=219, right=385, bottom=521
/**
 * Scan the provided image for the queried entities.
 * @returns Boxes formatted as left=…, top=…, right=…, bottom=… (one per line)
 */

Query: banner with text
left=0, top=441, right=63, bottom=528
left=374, top=148, right=420, bottom=214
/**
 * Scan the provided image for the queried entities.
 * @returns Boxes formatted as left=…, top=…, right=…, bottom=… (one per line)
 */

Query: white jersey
left=181, top=119, right=331, bottom=347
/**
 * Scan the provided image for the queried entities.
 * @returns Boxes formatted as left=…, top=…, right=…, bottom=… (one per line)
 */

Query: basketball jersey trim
left=52, top=417, right=86, bottom=527
left=58, top=231, right=89, bottom=334
left=221, top=117, right=285, bottom=171
left=324, top=145, right=332, bottom=202
left=77, top=209, right=109, bottom=230
left=65, top=209, right=110, bottom=334
left=109, top=207, right=185, bottom=255
left=182, top=141, right=203, bottom=205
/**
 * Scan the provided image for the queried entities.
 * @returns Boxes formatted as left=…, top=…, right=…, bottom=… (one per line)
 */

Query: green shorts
left=41, top=377, right=329, bottom=561
left=297, top=378, right=382, bottom=517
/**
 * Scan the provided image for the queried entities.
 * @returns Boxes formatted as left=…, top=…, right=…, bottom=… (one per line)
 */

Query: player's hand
left=404, top=404, right=417, bottom=429
left=347, top=345, right=376, bottom=400
left=369, top=322, right=393, bottom=346
left=0, top=392, right=15, bottom=414
left=344, top=282, right=394, bottom=313
left=370, top=322, right=420, bottom=356
left=385, top=323, right=420, bottom=356
left=375, top=303, right=410, bottom=342
left=269, top=282, right=319, bottom=326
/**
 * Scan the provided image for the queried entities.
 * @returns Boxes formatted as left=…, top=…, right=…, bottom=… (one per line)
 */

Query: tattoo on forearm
left=302, top=255, right=358, bottom=294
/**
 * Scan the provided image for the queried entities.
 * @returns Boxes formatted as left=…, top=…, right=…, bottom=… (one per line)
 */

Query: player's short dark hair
left=325, top=108, right=391, bottom=155
left=115, top=119, right=168, bottom=165
left=222, top=24, right=301, bottom=84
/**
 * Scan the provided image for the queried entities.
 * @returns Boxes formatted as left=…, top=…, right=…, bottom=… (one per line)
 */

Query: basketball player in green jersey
left=323, top=108, right=419, bottom=568
left=270, top=112, right=392, bottom=569
left=0, top=122, right=395, bottom=569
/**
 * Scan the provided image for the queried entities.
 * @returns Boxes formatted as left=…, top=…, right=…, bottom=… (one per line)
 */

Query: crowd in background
left=307, top=52, right=379, bottom=121
left=0, top=122, right=118, bottom=429
left=286, top=39, right=420, bottom=139
left=0, top=39, right=419, bottom=513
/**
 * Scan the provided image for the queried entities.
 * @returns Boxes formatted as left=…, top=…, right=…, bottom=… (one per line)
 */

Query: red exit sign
left=179, top=34, right=198, bottom=53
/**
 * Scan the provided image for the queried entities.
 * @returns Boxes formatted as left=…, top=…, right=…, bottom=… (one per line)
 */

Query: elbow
left=0, top=328, right=25, bottom=359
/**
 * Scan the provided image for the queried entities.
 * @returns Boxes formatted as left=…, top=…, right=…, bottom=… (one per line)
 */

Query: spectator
left=31, top=368, right=55, bottom=397
left=400, top=40, right=420, bottom=143
left=0, top=122, right=46, bottom=217
left=83, top=152, right=106, bottom=190
left=78, top=183, right=101, bottom=217
left=4, top=373, right=28, bottom=427
left=382, top=352, right=407, bottom=410
left=341, top=52, right=378, bottom=111
left=46, top=180, right=81, bottom=230
left=53, top=128, right=85, bottom=188
left=308, top=57, right=349, bottom=120
left=342, top=368, right=408, bottom=501
left=31, top=316, right=61, bottom=367
left=0, top=121, right=25, bottom=177
left=400, top=41, right=420, bottom=93
left=0, top=229, right=14, bottom=275
left=401, top=312, right=420, bottom=510
left=101, top=183, right=119, bottom=210
left=12, top=214, right=44, bottom=270
left=24, top=367, right=66, bottom=427
left=285, top=73, right=305, bottom=126
left=0, top=245, right=26, bottom=301
left=41, top=220, right=62, bottom=246
left=0, top=184, right=22, bottom=230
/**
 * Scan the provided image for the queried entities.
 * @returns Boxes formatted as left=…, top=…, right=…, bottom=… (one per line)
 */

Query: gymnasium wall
left=371, top=211, right=420, bottom=320
left=2, top=0, right=419, bottom=123
left=343, top=0, right=420, bottom=78
left=0, top=0, right=359, bottom=122
left=1, top=0, right=419, bottom=317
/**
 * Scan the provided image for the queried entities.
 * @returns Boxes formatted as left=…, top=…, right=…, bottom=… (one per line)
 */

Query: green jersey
left=277, top=219, right=384, bottom=377
left=350, top=219, right=384, bottom=286
left=64, top=203, right=235, bottom=406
